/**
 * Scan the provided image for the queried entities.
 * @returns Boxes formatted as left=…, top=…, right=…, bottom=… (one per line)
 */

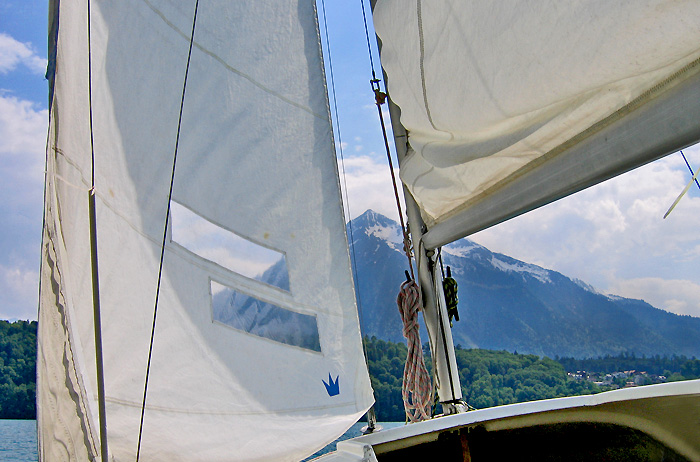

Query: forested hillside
left=364, top=337, right=700, bottom=422
left=364, top=337, right=600, bottom=421
left=1, top=322, right=698, bottom=421
left=0, top=320, right=36, bottom=419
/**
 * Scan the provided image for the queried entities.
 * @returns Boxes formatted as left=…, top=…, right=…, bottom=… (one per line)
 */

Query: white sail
left=39, top=1, right=373, bottom=461
left=373, top=0, right=700, bottom=248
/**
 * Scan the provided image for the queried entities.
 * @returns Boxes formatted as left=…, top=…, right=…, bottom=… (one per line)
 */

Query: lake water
left=303, top=421, right=404, bottom=461
left=0, top=420, right=37, bottom=462
left=1, top=420, right=402, bottom=461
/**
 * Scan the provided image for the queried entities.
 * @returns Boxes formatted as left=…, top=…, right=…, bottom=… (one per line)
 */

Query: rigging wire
left=360, top=6, right=463, bottom=414
left=360, top=0, right=377, bottom=80
left=361, top=0, right=435, bottom=420
left=360, top=0, right=415, bottom=280
left=664, top=150, right=700, bottom=219
left=681, top=150, right=700, bottom=191
left=136, top=0, right=200, bottom=459
left=372, top=86, right=415, bottom=280
left=319, top=0, right=379, bottom=433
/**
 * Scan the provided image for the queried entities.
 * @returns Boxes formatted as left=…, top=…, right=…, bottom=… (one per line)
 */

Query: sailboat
left=38, top=0, right=700, bottom=461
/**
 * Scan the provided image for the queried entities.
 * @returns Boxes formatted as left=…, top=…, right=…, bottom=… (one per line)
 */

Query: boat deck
left=317, top=379, right=700, bottom=461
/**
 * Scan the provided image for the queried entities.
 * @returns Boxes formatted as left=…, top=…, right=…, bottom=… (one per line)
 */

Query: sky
left=1, top=1, right=699, bottom=322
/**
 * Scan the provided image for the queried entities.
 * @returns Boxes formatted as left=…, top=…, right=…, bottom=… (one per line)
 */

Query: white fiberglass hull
left=316, top=379, right=700, bottom=461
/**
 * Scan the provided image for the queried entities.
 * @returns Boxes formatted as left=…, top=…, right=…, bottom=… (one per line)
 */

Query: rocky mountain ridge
left=349, top=210, right=700, bottom=359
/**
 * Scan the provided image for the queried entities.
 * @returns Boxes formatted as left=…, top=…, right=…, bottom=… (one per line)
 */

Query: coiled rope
left=397, top=279, right=432, bottom=422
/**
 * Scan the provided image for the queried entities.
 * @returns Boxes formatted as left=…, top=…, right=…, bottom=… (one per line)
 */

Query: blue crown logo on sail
left=323, top=373, right=340, bottom=396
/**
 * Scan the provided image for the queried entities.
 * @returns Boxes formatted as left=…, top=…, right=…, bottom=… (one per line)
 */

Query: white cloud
left=0, top=33, right=47, bottom=75
left=0, top=94, right=47, bottom=156
left=361, top=103, right=392, bottom=129
left=337, top=154, right=403, bottom=223
left=0, top=94, right=47, bottom=321
left=472, top=145, right=700, bottom=317
left=0, top=94, right=47, bottom=205
left=170, top=202, right=284, bottom=280
left=609, top=278, right=700, bottom=318
left=0, top=264, right=38, bottom=320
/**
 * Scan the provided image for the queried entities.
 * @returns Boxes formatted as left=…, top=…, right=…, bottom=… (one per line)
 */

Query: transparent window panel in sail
left=170, top=201, right=289, bottom=291
left=210, top=281, right=321, bottom=352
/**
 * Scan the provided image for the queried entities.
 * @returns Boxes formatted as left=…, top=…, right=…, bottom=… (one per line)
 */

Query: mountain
left=348, top=210, right=700, bottom=359
left=212, top=258, right=321, bottom=351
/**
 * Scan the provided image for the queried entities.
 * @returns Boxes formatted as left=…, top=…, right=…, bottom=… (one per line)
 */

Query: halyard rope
left=397, top=279, right=432, bottom=422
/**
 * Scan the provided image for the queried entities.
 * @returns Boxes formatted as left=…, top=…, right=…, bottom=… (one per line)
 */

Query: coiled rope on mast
left=397, top=278, right=432, bottom=422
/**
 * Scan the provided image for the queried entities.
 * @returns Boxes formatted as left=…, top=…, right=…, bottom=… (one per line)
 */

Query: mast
left=385, top=95, right=464, bottom=412
left=368, top=0, right=464, bottom=415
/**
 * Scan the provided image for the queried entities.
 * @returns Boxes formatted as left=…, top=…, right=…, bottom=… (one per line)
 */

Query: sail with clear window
left=38, top=1, right=372, bottom=461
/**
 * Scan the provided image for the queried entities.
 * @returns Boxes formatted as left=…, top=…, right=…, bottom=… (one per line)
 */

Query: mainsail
left=39, top=1, right=372, bottom=461
left=373, top=0, right=700, bottom=248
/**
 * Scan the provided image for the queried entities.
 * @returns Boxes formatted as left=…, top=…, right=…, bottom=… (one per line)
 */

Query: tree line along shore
left=0, top=321, right=699, bottom=420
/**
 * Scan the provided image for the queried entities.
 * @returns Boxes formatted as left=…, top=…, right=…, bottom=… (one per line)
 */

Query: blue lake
left=0, top=420, right=37, bottom=462
left=1, top=419, right=402, bottom=461
left=303, top=421, right=404, bottom=461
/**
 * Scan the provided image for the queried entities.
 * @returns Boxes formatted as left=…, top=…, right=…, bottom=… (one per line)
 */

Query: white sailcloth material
left=373, top=0, right=700, bottom=247
left=38, top=1, right=373, bottom=461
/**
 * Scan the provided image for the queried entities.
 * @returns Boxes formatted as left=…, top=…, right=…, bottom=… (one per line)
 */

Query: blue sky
left=1, top=0, right=699, bottom=322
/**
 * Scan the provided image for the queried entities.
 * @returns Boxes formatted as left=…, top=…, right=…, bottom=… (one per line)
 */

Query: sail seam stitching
left=427, top=54, right=700, bottom=232
left=416, top=0, right=452, bottom=144
left=106, top=396, right=358, bottom=415
left=141, top=0, right=325, bottom=120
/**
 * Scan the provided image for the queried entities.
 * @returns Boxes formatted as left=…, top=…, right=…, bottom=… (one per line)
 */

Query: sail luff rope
left=319, top=0, right=360, bottom=334
left=136, top=1, right=199, bottom=460
left=86, top=0, right=109, bottom=460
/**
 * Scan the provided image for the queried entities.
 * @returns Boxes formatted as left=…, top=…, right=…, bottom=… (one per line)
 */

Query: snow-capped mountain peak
left=490, top=256, right=552, bottom=284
